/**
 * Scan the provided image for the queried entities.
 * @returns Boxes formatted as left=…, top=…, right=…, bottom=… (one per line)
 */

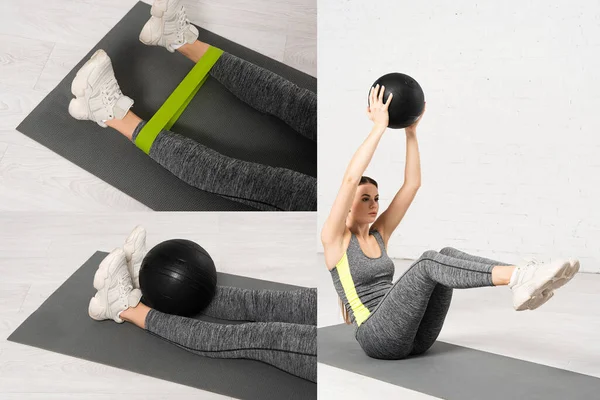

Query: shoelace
left=101, top=76, right=123, bottom=112
left=117, top=267, right=134, bottom=308
left=175, top=5, right=191, bottom=44
left=523, top=257, right=541, bottom=268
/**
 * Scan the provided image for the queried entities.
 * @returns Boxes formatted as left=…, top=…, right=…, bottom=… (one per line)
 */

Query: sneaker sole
left=71, top=49, right=107, bottom=98
left=552, top=259, right=579, bottom=290
left=523, top=287, right=555, bottom=311
left=514, top=260, right=570, bottom=311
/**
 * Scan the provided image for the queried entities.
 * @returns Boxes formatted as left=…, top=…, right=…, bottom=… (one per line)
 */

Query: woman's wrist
left=372, top=123, right=388, bottom=133
left=405, top=128, right=417, bottom=137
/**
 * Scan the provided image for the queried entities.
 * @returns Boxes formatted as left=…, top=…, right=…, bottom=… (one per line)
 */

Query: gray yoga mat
left=318, top=323, right=600, bottom=400
left=8, top=252, right=316, bottom=399
left=15, top=1, right=316, bottom=211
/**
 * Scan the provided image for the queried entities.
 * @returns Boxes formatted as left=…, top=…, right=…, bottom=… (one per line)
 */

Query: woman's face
left=350, top=183, right=379, bottom=224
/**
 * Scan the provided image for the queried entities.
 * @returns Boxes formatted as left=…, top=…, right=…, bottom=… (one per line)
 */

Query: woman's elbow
left=406, top=182, right=421, bottom=190
left=343, top=174, right=360, bottom=187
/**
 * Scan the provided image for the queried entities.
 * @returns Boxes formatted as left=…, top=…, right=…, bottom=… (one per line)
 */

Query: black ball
left=370, top=73, right=425, bottom=129
left=139, top=239, right=217, bottom=317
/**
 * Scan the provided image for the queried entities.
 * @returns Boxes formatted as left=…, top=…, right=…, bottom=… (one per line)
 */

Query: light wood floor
left=318, top=254, right=600, bottom=399
left=0, top=212, right=317, bottom=399
left=0, top=0, right=316, bottom=212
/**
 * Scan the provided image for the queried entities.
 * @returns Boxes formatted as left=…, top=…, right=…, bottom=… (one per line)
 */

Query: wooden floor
left=0, top=0, right=316, bottom=212
left=318, top=254, right=600, bottom=399
left=0, top=212, right=316, bottom=399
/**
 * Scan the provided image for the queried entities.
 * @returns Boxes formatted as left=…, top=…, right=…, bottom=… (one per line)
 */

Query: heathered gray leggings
left=356, top=247, right=512, bottom=359
left=131, top=52, right=317, bottom=211
left=144, top=286, right=317, bottom=382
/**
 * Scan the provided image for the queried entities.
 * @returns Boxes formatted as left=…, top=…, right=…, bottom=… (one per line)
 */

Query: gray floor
left=0, top=0, right=316, bottom=212
left=0, top=213, right=317, bottom=399
left=318, top=253, right=600, bottom=399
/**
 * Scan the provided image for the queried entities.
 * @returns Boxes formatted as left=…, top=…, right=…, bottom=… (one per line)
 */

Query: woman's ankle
left=177, top=40, right=210, bottom=63
left=120, top=302, right=151, bottom=329
left=492, top=265, right=516, bottom=286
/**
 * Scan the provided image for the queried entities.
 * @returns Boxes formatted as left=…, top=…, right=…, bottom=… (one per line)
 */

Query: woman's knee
left=420, top=250, right=439, bottom=259
left=439, top=247, right=457, bottom=255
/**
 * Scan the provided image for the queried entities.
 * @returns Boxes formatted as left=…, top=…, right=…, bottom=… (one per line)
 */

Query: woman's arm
left=321, top=85, right=392, bottom=267
left=372, top=106, right=425, bottom=245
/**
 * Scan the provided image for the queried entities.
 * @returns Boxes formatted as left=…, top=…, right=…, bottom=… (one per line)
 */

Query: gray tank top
left=330, top=230, right=394, bottom=326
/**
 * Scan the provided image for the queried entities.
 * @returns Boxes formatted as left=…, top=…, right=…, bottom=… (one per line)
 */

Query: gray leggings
left=356, top=247, right=512, bottom=359
left=144, top=286, right=317, bottom=382
left=131, top=52, right=317, bottom=211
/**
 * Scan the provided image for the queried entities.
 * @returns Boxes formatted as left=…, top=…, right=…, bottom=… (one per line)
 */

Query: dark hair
left=359, top=176, right=378, bottom=188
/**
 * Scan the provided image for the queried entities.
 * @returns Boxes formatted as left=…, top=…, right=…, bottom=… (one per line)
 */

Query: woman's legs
left=356, top=250, right=500, bottom=359
left=409, top=284, right=453, bottom=355
left=99, top=39, right=317, bottom=211
left=115, top=275, right=317, bottom=381
left=129, top=123, right=316, bottom=211
left=131, top=307, right=316, bottom=382
left=439, top=246, right=515, bottom=286
left=203, top=286, right=317, bottom=325
left=409, top=247, right=516, bottom=355
left=105, top=107, right=316, bottom=211
left=439, top=246, right=513, bottom=267
left=208, top=51, right=316, bottom=141
left=177, top=40, right=316, bottom=141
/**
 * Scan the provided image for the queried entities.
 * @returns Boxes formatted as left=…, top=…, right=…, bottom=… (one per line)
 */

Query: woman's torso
left=329, top=230, right=394, bottom=326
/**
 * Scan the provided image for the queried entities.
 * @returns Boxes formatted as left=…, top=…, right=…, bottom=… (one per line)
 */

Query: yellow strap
left=135, top=46, right=224, bottom=154
left=336, top=253, right=371, bottom=326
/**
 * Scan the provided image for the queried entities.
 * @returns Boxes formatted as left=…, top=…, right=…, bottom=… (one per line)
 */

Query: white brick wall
left=318, top=0, right=600, bottom=272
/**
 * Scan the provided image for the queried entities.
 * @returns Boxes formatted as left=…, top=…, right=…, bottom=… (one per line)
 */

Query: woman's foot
left=68, top=49, right=134, bottom=128
left=509, top=259, right=575, bottom=311
left=88, top=248, right=142, bottom=323
left=139, top=0, right=199, bottom=53
left=123, top=225, right=147, bottom=289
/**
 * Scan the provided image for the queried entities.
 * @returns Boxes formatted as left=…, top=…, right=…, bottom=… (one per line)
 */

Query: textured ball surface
left=370, top=73, right=425, bottom=129
left=139, top=239, right=217, bottom=316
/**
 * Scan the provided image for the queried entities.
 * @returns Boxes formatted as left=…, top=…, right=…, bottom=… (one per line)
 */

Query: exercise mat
left=318, top=323, right=600, bottom=400
left=8, top=252, right=316, bottom=399
left=15, top=1, right=317, bottom=211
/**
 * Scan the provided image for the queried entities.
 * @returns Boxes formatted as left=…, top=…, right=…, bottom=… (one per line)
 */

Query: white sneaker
left=554, top=258, right=580, bottom=289
left=88, top=248, right=142, bottom=323
left=509, top=259, right=571, bottom=311
left=68, top=49, right=134, bottom=128
left=518, top=257, right=580, bottom=291
left=123, top=225, right=147, bottom=289
left=139, top=0, right=199, bottom=53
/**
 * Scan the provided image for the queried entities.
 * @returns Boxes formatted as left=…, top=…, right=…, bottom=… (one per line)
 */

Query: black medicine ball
left=370, top=73, right=425, bottom=129
left=139, top=239, right=217, bottom=317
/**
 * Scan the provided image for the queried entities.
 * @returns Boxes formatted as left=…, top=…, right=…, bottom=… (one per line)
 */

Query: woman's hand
left=367, top=84, right=393, bottom=129
left=405, top=102, right=426, bottom=135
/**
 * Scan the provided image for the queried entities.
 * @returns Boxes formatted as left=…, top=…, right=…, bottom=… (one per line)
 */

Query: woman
left=89, top=226, right=316, bottom=382
left=321, top=84, right=580, bottom=359
left=68, top=0, right=316, bottom=211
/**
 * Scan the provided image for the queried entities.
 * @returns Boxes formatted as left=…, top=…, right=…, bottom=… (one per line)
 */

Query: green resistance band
left=135, top=46, right=224, bottom=154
